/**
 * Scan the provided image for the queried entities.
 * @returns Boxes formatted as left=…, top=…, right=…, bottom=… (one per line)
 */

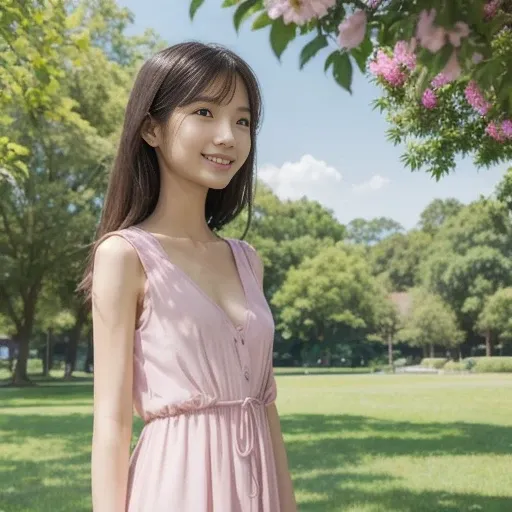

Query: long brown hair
left=78, top=41, right=263, bottom=302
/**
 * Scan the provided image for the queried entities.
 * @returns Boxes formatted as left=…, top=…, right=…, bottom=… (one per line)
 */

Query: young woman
left=80, top=42, right=297, bottom=511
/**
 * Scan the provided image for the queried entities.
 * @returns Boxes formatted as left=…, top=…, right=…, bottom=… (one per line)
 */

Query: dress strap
left=95, top=226, right=170, bottom=284
left=237, top=240, right=263, bottom=290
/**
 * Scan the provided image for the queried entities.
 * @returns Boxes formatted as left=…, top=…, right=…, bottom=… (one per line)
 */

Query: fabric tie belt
left=144, top=395, right=265, bottom=498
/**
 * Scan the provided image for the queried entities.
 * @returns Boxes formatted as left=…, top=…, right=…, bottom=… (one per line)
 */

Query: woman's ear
left=141, top=114, right=160, bottom=148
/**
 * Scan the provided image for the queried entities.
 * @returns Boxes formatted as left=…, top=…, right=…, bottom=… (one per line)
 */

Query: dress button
left=244, top=368, right=250, bottom=381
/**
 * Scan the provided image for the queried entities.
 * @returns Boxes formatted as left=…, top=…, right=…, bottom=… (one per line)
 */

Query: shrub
left=463, top=357, right=512, bottom=373
left=443, top=361, right=465, bottom=372
left=420, top=358, right=448, bottom=369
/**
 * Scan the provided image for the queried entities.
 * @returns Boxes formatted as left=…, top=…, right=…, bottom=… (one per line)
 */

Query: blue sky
left=118, top=0, right=506, bottom=230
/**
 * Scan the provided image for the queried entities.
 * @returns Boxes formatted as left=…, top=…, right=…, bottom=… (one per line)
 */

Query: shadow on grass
left=0, top=375, right=94, bottom=388
left=0, top=384, right=510, bottom=511
left=279, top=414, right=511, bottom=511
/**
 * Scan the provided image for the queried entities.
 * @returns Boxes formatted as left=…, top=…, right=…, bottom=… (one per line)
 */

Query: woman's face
left=155, top=74, right=252, bottom=190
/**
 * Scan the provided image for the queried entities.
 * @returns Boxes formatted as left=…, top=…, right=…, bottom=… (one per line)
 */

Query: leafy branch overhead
left=190, top=0, right=512, bottom=178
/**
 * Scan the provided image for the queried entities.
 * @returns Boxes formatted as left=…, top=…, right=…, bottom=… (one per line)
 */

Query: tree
left=420, top=199, right=512, bottom=353
left=369, top=230, right=432, bottom=291
left=418, top=198, right=464, bottom=235
left=0, top=0, right=74, bottom=184
left=476, top=287, right=512, bottom=355
left=190, top=0, right=512, bottom=178
left=372, top=34, right=512, bottom=178
left=346, top=216, right=403, bottom=245
left=271, top=242, right=379, bottom=345
left=397, top=288, right=465, bottom=358
left=368, top=288, right=402, bottom=368
left=0, top=0, right=162, bottom=385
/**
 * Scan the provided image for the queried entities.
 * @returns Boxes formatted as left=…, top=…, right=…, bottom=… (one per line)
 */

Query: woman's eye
left=195, top=108, right=212, bottom=117
left=238, top=118, right=251, bottom=127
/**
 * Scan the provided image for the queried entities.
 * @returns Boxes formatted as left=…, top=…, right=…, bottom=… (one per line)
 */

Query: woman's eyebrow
left=191, top=96, right=251, bottom=114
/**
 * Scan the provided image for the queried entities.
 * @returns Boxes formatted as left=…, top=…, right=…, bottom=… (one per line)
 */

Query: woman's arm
left=267, top=402, right=298, bottom=512
left=91, top=235, right=144, bottom=512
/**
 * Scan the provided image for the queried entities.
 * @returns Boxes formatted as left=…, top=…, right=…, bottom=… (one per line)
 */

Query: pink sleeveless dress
left=108, top=226, right=280, bottom=512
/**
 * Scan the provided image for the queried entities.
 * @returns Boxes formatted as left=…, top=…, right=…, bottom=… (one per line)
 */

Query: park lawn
left=0, top=371, right=511, bottom=511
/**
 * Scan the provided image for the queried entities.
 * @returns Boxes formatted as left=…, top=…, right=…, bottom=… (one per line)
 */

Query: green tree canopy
left=397, top=288, right=465, bottom=357
left=271, top=242, right=379, bottom=343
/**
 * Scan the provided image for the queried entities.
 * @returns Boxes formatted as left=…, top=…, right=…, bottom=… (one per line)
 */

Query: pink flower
left=416, top=9, right=446, bottom=52
left=464, top=81, right=492, bottom=116
left=416, top=10, right=470, bottom=53
left=265, top=0, right=336, bottom=25
left=448, top=22, right=470, bottom=47
left=441, top=51, right=462, bottom=81
left=431, top=73, right=451, bottom=88
left=367, top=0, right=382, bottom=8
left=501, top=120, right=512, bottom=138
left=337, top=10, right=367, bottom=49
left=369, top=49, right=407, bottom=87
left=393, top=40, right=416, bottom=70
left=486, top=121, right=506, bottom=142
left=484, top=0, right=501, bottom=19
left=422, top=88, right=437, bottom=109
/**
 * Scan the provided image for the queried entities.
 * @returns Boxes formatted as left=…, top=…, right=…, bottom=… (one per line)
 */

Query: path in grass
left=0, top=372, right=511, bottom=511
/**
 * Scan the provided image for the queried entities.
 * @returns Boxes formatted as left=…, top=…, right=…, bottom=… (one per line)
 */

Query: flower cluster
left=368, top=43, right=415, bottom=87
left=465, top=81, right=492, bottom=116
left=486, top=121, right=512, bottom=142
left=367, top=0, right=382, bottom=9
left=484, top=0, right=501, bottom=19
left=465, top=81, right=512, bottom=142
left=265, top=0, right=509, bottom=143
left=422, top=89, right=437, bottom=109
left=265, top=0, right=336, bottom=26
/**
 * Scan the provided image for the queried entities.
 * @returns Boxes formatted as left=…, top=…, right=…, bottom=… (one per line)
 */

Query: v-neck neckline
left=130, top=226, right=249, bottom=335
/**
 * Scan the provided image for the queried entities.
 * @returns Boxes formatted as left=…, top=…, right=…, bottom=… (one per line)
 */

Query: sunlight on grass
left=0, top=373, right=511, bottom=511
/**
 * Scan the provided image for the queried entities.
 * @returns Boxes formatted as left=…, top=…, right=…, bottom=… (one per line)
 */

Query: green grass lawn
left=0, top=371, right=511, bottom=511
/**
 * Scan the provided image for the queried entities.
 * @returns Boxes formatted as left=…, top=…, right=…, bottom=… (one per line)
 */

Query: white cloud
left=257, top=154, right=391, bottom=223
left=351, top=175, right=390, bottom=194
left=257, top=154, right=345, bottom=211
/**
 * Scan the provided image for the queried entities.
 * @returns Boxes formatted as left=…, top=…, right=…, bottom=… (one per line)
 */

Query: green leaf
left=270, top=17, right=296, bottom=60
left=233, top=0, right=259, bottom=32
left=324, top=51, right=337, bottom=72
left=222, top=0, right=241, bottom=6
left=189, top=0, right=205, bottom=20
left=329, top=51, right=353, bottom=93
left=414, top=66, right=430, bottom=99
left=252, top=11, right=272, bottom=30
left=299, top=34, right=327, bottom=69
left=351, top=36, right=373, bottom=74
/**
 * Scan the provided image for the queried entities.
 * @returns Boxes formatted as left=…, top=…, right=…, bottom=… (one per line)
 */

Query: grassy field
left=0, top=370, right=511, bottom=511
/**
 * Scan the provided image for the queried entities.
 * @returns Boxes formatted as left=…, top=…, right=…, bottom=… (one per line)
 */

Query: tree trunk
left=85, top=333, right=93, bottom=373
left=422, top=345, right=428, bottom=358
left=388, top=335, right=394, bottom=370
left=9, top=283, right=40, bottom=386
left=485, top=329, right=493, bottom=357
left=64, top=305, right=88, bottom=380
left=429, top=343, right=435, bottom=358
left=41, top=329, right=52, bottom=377
left=11, top=336, right=34, bottom=386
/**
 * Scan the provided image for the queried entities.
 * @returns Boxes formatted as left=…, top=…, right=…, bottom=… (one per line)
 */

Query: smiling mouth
left=201, top=154, right=234, bottom=167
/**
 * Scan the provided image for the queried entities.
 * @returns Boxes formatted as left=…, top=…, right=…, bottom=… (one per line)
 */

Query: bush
left=463, top=357, right=512, bottom=373
left=420, top=358, right=448, bottom=369
left=443, top=361, right=465, bottom=372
